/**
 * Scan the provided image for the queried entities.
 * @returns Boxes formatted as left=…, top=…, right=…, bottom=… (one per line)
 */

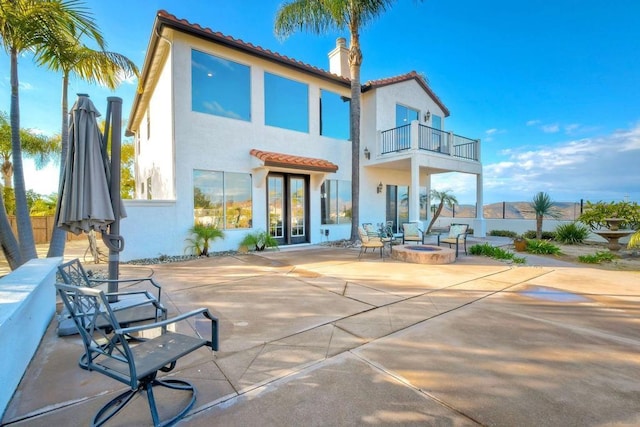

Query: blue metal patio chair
left=55, top=283, right=219, bottom=427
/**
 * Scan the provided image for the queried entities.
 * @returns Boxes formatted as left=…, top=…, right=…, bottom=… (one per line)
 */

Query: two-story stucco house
left=121, top=10, right=484, bottom=260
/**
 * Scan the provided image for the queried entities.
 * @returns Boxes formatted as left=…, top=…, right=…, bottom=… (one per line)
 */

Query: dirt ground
left=521, top=241, right=640, bottom=271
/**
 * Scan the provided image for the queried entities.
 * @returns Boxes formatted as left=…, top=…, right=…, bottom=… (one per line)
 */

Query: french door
left=267, top=173, right=309, bottom=245
left=386, top=185, right=409, bottom=233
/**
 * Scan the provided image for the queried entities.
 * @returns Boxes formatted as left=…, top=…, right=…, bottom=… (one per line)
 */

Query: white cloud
left=116, top=69, right=137, bottom=85
left=526, top=119, right=541, bottom=126
left=541, top=123, right=560, bottom=133
left=482, top=123, right=640, bottom=203
left=483, top=128, right=506, bottom=142
left=20, top=81, right=34, bottom=91
left=564, top=123, right=580, bottom=134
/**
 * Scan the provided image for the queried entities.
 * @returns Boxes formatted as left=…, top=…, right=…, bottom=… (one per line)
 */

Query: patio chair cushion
left=358, top=226, right=370, bottom=243
left=449, top=224, right=468, bottom=238
left=362, top=223, right=378, bottom=238
left=403, top=222, right=420, bottom=238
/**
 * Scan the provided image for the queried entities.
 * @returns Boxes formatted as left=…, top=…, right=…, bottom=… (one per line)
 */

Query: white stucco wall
left=136, top=46, right=175, bottom=200
left=376, top=80, right=446, bottom=136
left=123, top=30, right=354, bottom=258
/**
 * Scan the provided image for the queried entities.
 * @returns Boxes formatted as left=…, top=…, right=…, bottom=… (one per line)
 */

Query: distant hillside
left=438, top=202, right=582, bottom=220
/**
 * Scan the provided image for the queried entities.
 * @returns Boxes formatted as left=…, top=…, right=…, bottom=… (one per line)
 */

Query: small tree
left=185, top=224, right=224, bottom=256
left=529, top=192, right=561, bottom=239
left=577, top=200, right=640, bottom=249
left=426, top=189, right=457, bottom=233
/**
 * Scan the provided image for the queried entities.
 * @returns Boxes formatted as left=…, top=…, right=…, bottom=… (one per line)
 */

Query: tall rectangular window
left=264, top=72, right=308, bottom=132
left=431, top=114, right=442, bottom=130
left=320, top=89, right=350, bottom=140
left=395, top=104, right=419, bottom=127
left=320, top=180, right=352, bottom=224
left=193, top=170, right=252, bottom=229
left=191, top=50, right=251, bottom=121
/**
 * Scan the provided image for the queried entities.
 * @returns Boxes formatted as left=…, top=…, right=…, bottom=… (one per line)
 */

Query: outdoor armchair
left=401, top=222, right=424, bottom=244
left=437, top=223, right=470, bottom=257
left=357, top=226, right=384, bottom=259
left=55, top=283, right=218, bottom=427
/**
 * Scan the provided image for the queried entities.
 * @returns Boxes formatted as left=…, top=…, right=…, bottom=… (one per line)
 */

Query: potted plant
left=185, top=223, right=225, bottom=256
left=239, top=230, right=279, bottom=251
left=513, top=234, right=527, bottom=252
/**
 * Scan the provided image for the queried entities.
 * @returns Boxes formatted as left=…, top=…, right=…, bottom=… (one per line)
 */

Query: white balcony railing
left=379, top=122, right=479, bottom=161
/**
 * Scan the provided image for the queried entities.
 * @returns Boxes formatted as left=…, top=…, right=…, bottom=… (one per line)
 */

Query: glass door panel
left=289, top=176, right=306, bottom=244
left=268, top=176, right=284, bottom=240
left=267, top=173, right=308, bottom=245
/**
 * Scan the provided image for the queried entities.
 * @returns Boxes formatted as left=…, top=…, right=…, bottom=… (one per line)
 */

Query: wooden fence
left=8, top=216, right=85, bottom=244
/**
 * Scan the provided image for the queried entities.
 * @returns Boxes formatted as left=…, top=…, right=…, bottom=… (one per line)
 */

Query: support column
left=424, top=174, right=432, bottom=225
left=409, top=158, right=420, bottom=223
left=473, top=172, right=486, bottom=237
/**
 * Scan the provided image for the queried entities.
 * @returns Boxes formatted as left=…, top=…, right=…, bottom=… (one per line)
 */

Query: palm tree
left=0, top=0, right=104, bottom=267
left=529, top=191, right=561, bottom=239
left=275, top=0, right=413, bottom=242
left=426, top=189, right=458, bottom=233
left=0, top=111, right=59, bottom=191
left=36, top=38, right=139, bottom=257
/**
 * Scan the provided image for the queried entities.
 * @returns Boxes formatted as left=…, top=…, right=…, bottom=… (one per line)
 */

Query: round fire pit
left=391, top=244, right=456, bottom=264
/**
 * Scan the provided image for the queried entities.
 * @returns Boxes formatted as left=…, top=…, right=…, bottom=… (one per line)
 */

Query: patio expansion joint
left=178, top=268, right=561, bottom=422
left=349, top=351, right=485, bottom=426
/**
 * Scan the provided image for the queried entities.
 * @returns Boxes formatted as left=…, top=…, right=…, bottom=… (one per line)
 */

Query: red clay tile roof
left=156, top=10, right=350, bottom=85
left=128, top=10, right=451, bottom=132
left=363, top=71, right=450, bottom=117
left=250, top=149, right=338, bottom=173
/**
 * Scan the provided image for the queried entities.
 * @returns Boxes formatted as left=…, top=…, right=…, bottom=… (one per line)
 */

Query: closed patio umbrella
left=56, top=95, right=114, bottom=235
left=56, top=95, right=125, bottom=285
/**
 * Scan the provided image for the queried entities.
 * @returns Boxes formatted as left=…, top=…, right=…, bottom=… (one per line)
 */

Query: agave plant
left=185, top=224, right=224, bottom=256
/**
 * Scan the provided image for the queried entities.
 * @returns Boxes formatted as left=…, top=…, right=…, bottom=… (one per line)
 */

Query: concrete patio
left=2, top=241, right=639, bottom=426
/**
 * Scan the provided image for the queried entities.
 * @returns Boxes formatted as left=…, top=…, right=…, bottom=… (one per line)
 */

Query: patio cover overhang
left=250, top=149, right=339, bottom=173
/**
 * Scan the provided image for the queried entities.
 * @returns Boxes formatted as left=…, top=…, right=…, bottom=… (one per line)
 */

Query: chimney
left=328, top=37, right=349, bottom=79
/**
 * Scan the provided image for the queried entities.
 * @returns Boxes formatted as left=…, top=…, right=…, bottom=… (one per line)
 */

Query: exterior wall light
left=424, top=111, right=431, bottom=122
left=377, top=182, right=383, bottom=194
left=364, top=147, right=370, bottom=160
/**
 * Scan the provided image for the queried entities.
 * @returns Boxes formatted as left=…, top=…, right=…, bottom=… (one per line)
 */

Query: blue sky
left=1, top=0, right=639, bottom=205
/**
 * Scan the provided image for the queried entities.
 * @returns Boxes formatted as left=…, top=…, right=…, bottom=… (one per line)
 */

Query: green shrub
left=469, top=243, right=526, bottom=264
left=239, top=230, right=279, bottom=251
left=523, top=230, right=556, bottom=240
left=554, top=222, right=590, bottom=244
left=578, top=251, right=616, bottom=264
left=525, top=239, right=561, bottom=255
left=488, top=230, right=518, bottom=238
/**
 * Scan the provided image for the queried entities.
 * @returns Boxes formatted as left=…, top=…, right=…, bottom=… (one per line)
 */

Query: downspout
left=155, top=26, right=177, bottom=200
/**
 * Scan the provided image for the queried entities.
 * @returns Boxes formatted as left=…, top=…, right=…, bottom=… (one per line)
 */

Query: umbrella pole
left=107, top=97, right=123, bottom=287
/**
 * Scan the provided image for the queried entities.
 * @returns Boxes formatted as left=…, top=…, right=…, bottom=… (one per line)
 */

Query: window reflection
left=191, top=50, right=251, bottom=121
left=320, top=89, right=350, bottom=140
left=194, top=170, right=252, bottom=229
left=320, top=180, right=352, bottom=224
left=264, top=72, right=308, bottom=132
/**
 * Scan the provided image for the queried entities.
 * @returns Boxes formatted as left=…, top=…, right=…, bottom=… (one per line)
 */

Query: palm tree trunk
left=536, top=214, right=543, bottom=239
left=348, top=30, right=362, bottom=242
left=47, top=73, right=70, bottom=257
left=10, top=48, right=37, bottom=263
left=427, top=201, right=445, bottom=233
left=0, top=191, right=21, bottom=270
left=1, top=157, right=12, bottom=188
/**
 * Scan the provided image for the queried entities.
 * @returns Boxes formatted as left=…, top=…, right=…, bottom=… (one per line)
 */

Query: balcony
left=379, top=122, right=479, bottom=162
